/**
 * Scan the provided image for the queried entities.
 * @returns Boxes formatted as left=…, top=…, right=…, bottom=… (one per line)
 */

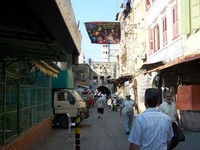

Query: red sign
left=85, top=22, right=121, bottom=44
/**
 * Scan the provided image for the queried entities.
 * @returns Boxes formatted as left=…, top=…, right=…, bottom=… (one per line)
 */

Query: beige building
left=114, top=0, right=200, bottom=114
left=76, top=44, right=116, bottom=94
left=90, top=61, right=115, bottom=94
left=114, top=0, right=148, bottom=112
left=143, top=0, right=200, bottom=131
left=114, top=0, right=200, bottom=131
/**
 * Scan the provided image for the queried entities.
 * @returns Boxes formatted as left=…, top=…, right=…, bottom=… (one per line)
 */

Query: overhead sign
left=84, top=22, right=121, bottom=44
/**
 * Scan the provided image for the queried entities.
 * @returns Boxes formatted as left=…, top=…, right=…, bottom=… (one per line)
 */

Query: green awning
left=52, top=68, right=74, bottom=89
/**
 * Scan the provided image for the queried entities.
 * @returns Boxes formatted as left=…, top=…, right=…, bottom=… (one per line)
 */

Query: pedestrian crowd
left=94, top=88, right=184, bottom=150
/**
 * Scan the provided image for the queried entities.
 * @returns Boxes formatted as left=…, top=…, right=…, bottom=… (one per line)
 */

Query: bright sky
left=71, top=0, right=120, bottom=62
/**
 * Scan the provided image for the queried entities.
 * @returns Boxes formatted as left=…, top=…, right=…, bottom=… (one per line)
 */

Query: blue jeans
left=123, top=113, right=133, bottom=133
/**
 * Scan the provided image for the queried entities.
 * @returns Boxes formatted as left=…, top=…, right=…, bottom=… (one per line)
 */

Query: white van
left=52, top=89, right=89, bottom=128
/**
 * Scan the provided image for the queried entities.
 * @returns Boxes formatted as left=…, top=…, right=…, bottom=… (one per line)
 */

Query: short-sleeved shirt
left=159, top=101, right=177, bottom=122
left=96, top=97, right=106, bottom=108
left=121, top=99, right=136, bottom=115
left=128, top=108, right=173, bottom=150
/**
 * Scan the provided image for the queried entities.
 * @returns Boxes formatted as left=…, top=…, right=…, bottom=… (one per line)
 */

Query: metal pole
left=66, top=113, right=72, bottom=136
left=75, top=115, right=80, bottom=150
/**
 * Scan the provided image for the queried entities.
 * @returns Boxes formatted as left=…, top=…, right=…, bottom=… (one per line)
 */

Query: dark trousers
left=112, top=105, right=117, bottom=111
left=97, top=108, right=104, bottom=114
left=169, top=122, right=179, bottom=149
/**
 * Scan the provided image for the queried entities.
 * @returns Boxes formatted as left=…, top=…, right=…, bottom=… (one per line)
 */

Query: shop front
left=145, top=53, right=200, bottom=131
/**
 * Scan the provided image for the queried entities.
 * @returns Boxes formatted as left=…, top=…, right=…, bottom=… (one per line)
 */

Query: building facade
left=114, top=0, right=200, bottom=123
left=90, top=61, right=115, bottom=94
left=114, top=0, right=149, bottom=111
left=0, top=0, right=81, bottom=149
left=143, top=0, right=200, bottom=131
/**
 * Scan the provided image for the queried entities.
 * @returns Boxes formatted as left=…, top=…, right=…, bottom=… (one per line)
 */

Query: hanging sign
left=84, top=21, right=121, bottom=44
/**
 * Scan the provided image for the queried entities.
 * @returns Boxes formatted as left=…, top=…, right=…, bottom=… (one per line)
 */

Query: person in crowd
left=107, top=95, right=113, bottom=111
left=96, top=95, right=106, bottom=119
left=119, top=93, right=139, bottom=135
left=128, top=88, right=174, bottom=150
left=102, top=93, right=107, bottom=99
left=159, top=90, right=180, bottom=149
left=112, top=95, right=118, bottom=111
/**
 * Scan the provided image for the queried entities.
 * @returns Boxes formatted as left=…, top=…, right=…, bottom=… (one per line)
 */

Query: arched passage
left=97, top=85, right=111, bottom=96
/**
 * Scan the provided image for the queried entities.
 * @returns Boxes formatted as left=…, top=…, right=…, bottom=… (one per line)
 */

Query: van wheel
left=59, top=116, right=69, bottom=128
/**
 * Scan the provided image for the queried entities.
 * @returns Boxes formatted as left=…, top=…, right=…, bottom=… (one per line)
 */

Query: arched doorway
left=97, top=85, right=111, bottom=96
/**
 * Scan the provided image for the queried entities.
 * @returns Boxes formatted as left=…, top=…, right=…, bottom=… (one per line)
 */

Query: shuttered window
left=191, top=0, right=200, bottom=31
left=172, top=3, right=179, bottom=39
left=148, top=24, right=160, bottom=55
left=149, top=28, right=154, bottom=55
left=162, top=16, right=168, bottom=45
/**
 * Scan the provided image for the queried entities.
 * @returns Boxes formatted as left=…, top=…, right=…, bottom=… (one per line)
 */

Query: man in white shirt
left=96, top=95, right=106, bottom=119
left=128, top=88, right=173, bottom=150
left=159, top=91, right=180, bottom=149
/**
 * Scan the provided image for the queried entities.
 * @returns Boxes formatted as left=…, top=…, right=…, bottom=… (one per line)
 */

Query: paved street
left=32, top=107, right=200, bottom=150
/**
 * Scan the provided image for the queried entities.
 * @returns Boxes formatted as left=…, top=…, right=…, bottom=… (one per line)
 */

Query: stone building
left=114, top=0, right=148, bottom=112
left=90, top=61, right=115, bottom=94
left=142, top=0, right=200, bottom=131
left=114, top=0, right=200, bottom=130
left=115, top=0, right=200, bottom=116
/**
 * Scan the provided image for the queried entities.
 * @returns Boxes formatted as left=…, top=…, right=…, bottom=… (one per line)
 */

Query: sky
left=71, top=0, right=120, bottom=62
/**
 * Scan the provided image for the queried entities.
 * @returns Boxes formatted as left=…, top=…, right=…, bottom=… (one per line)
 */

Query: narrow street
left=32, top=106, right=129, bottom=150
left=32, top=106, right=200, bottom=150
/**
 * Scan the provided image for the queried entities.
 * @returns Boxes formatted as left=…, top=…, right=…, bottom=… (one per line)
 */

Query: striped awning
left=31, top=61, right=60, bottom=77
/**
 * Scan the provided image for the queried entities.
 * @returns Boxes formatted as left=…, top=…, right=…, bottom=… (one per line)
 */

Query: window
left=172, top=3, right=179, bottom=38
left=162, top=16, right=167, bottom=45
left=93, top=76, right=98, bottom=83
left=58, top=92, right=75, bottom=105
left=58, top=93, right=66, bottom=101
left=100, top=76, right=104, bottom=81
left=145, top=0, right=155, bottom=10
left=148, top=24, right=160, bottom=55
left=155, top=25, right=160, bottom=51
left=93, top=76, right=97, bottom=80
left=149, top=28, right=154, bottom=55
left=145, top=0, right=151, bottom=10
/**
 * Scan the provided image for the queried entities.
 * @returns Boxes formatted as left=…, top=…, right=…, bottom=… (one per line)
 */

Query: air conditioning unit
left=141, top=52, right=147, bottom=60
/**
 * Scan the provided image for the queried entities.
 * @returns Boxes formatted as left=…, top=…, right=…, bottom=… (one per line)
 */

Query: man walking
left=128, top=88, right=173, bottom=150
left=119, top=93, right=139, bottom=135
left=96, top=95, right=106, bottom=119
left=159, top=90, right=180, bottom=149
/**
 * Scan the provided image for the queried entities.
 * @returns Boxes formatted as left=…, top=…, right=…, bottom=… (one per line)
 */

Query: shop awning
left=140, top=61, right=165, bottom=71
left=75, top=80, right=90, bottom=86
left=108, top=75, right=132, bottom=85
left=147, top=53, right=200, bottom=73
left=51, top=69, right=74, bottom=89
left=116, top=75, right=132, bottom=82
left=31, top=61, right=60, bottom=77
